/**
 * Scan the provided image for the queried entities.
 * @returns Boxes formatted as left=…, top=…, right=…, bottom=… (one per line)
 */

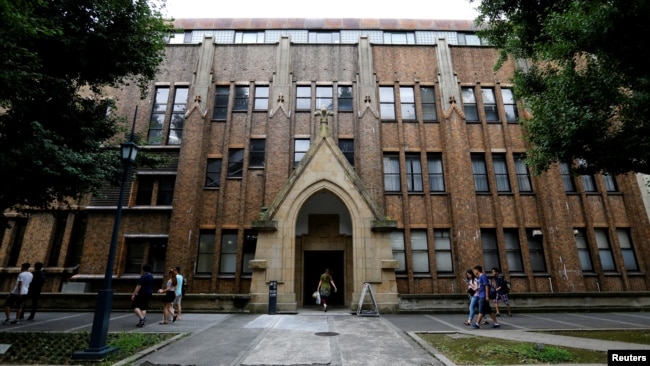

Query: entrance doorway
left=303, top=251, right=344, bottom=306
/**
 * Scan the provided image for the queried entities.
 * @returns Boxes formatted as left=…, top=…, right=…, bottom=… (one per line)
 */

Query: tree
left=472, top=0, right=650, bottom=175
left=0, top=0, right=173, bottom=212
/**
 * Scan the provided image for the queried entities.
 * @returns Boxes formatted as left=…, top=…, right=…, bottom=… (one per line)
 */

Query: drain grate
left=314, top=332, right=340, bottom=337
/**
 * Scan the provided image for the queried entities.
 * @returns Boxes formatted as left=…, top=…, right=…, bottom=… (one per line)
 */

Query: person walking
left=3, top=263, right=33, bottom=324
left=172, top=266, right=183, bottom=322
left=26, top=262, right=45, bottom=321
left=463, top=269, right=479, bottom=325
left=131, top=264, right=154, bottom=327
left=472, top=265, right=500, bottom=329
left=316, top=268, right=337, bottom=312
left=157, top=269, right=177, bottom=324
left=492, top=267, right=512, bottom=317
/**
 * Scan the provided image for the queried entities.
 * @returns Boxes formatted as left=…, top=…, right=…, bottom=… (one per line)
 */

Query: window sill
left=627, top=271, right=645, bottom=276
left=141, top=145, right=181, bottom=150
left=581, top=271, right=598, bottom=276
left=217, top=274, right=236, bottom=279
left=203, top=187, right=220, bottom=190
left=603, top=272, right=621, bottom=276
left=193, top=274, right=212, bottom=279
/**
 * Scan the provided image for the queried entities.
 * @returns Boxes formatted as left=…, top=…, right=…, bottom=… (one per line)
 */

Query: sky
left=163, top=0, right=480, bottom=20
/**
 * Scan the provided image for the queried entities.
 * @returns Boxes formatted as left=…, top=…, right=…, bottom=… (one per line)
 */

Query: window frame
left=405, top=154, right=423, bottom=192
left=383, top=154, right=401, bottom=192
left=253, top=85, right=269, bottom=111
left=461, top=87, right=479, bottom=122
left=338, top=139, right=354, bottom=166
left=595, top=228, right=616, bottom=272
left=493, top=154, right=511, bottom=192
left=575, top=229, right=594, bottom=272
left=501, top=88, right=519, bottom=123
left=337, top=85, right=353, bottom=111
left=196, top=230, right=215, bottom=275
left=219, top=231, right=238, bottom=274
left=125, top=237, right=167, bottom=274
left=481, top=88, right=499, bottom=122
left=147, top=87, right=170, bottom=145
left=421, top=87, right=437, bottom=122
left=294, top=139, right=310, bottom=167
left=390, top=231, right=406, bottom=273
left=514, top=154, right=532, bottom=192
left=233, top=86, right=249, bottom=112
left=399, top=86, right=416, bottom=122
left=560, top=162, right=576, bottom=192
left=481, top=229, right=501, bottom=271
left=315, top=86, right=333, bottom=111
left=427, top=153, right=445, bottom=192
left=296, top=86, right=311, bottom=111
left=471, top=154, right=489, bottom=192
left=379, top=86, right=396, bottom=121
left=249, top=139, right=266, bottom=168
left=504, top=229, right=524, bottom=273
left=205, top=158, right=223, bottom=188
left=227, top=149, right=244, bottom=178
left=526, top=230, right=547, bottom=273
left=167, top=87, right=188, bottom=145
left=410, top=230, right=430, bottom=273
left=617, top=229, right=639, bottom=271
left=212, top=86, right=230, bottom=120
left=434, top=229, right=453, bottom=273
left=242, top=230, right=257, bottom=275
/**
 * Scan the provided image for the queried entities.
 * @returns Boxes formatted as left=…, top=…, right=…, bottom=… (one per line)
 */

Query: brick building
left=2, top=18, right=649, bottom=312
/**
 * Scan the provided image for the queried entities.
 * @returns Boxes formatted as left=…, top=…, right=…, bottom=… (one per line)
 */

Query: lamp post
left=73, top=109, right=139, bottom=360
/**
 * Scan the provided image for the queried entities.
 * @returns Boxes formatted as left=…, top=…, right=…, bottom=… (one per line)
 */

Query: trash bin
left=268, top=280, right=277, bottom=315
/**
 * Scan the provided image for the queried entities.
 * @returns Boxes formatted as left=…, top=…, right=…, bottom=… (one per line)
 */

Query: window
left=316, top=86, right=333, bottom=110
left=390, top=231, right=406, bottom=273
left=233, top=86, right=249, bottom=111
left=212, top=86, right=229, bottom=120
left=434, top=229, right=453, bottom=273
left=254, top=86, right=269, bottom=110
left=482, top=88, right=499, bottom=122
left=501, top=88, right=518, bottom=122
left=504, top=229, right=524, bottom=272
left=338, top=139, right=354, bottom=166
left=338, top=86, right=353, bottom=111
left=617, top=229, right=639, bottom=271
left=220, top=231, right=238, bottom=274
left=472, top=154, right=489, bottom=192
left=427, top=154, right=445, bottom=192
left=227, top=149, right=244, bottom=178
left=168, top=87, right=188, bottom=145
left=7, top=218, right=27, bottom=267
left=205, top=158, right=222, bottom=188
left=575, top=229, right=594, bottom=271
left=157, top=177, right=175, bottom=205
left=235, top=31, right=265, bottom=43
left=514, top=154, right=532, bottom=192
left=125, top=238, right=167, bottom=274
left=196, top=231, right=215, bottom=274
left=135, top=175, right=176, bottom=205
left=560, top=162, right=576, bottom=192
left=405, top=154, right=423, bottom=192
left=481, top=229, right=500, bottom=271
left=242, top=231, right=257, bottom=274
left=527, top=230, right=547, bottom=273
left=461, top=87, right=478, bottom=121
left=457, top=33, right=482, bottom=45
left=421, top=87, right=437, bottom=121
left=64, top=213, right=87, bottom=267
left=595, top=229, right=616, bottom=271
left=249, top=140, right=266, bottom=168
left=294, top=139, right=310, bottom=166
left=148, top=87, right=169, bottom=144
left=383, top=32, right=415, bottom=44
left=411, top=230, right=430, bottom=273
left=493, top=154, right=511, bottom=192
left=400, top=87, right=416, bottom=121
left=308, top=32, right=340, bottom=43
left=379, top=87, right=396, bottom=120
left=48, top=212, right=68, bottom=267
left=582, top=174, right=597, bottom=192
left=383, top=155, right=401, bottom=192
left=603, top=174, right=618, bottom=192
left=296, top=86, right=311, bottom=110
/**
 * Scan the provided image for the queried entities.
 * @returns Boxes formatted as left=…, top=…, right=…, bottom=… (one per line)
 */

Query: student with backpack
left=492, top=267, right=512, bottom=317
left=172, top=266, right=184, bottom=322
left=471, top=265, right=500, bottom=329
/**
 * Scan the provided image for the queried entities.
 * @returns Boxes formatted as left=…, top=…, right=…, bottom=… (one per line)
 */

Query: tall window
left=249, top=140, right=266, bottom=168
left=527, top=230, right=547, bottom=273
left=514, top=154, right=532, bottom=192
left=242, top=231, right=257, bottom=275
left=316, top=86, right=333, bottom=110
left=64, top=213, right=87, bottom=268
left=411, top=230, right=430, bottom=273
left=220, top=231, right=238, bottom=274
left=338, top=139, right=354, bottom=166
left=48, top=212, right=68, bottom=267
left=390, top=231, right=406, bottom=273
left=148, top=87, right=169, bottom=144
left=617, top=229, right=639, bottom=271
left=400, top=87, right=416, bottom=121
left=294, top=139, right=310, bottom=166
left=405, top=154, right=423, bottom=192
left=338, top=86, right=353, bottom=111
left=168, top=87, right=188, bottom=145
left=603, top=175, right=618, bottom=192
left=125, top=238, right=166, bottom=274
left=482, top=88, right=499, bottom=122
left=434, top=229, right=453, bottom=273
left=493, top=154, right=511, bottom=192
left=575, top=229, right=594, bottom=271
left=560, top=162, right=576, bottom=192
left=581, top=174, right=597, bottom=192
left=235, top=31, right=265, bottom=43
left=461, top=87, right=478, bottom=122
left=233, top=86, right=249, bottom=111
left=379, top=87, right=396, bottom=120
left=427, top=153, right=445, bottom=192
left=135, top=175, right=176, bottom=205
left=595, top=228, right=616, bottom=271
left=254, top=86, right=269, bottom=110
left=213, top=86, right=229, bottom=120
left=296, top=86, right=311, bottom=110
left=501, top=88, right=518, bottom=122
left=227, top=149, right=244, bottom=178
left=157, top=177, right=175, bottom=205
left=472, top=154, right=489, bottom=192
left=205, top=158, right=222, bottom=188
left=504, top=229, right=524, bottom=272
left=7, top=218, right=27, bottom=267
left=383, top=155, right=401, bottom=192
left=197, top=231, right=215, bottom=274
left=383, top=32, right=415, bottom=44
left=481, top=229, right=500, bottom=271
left=421, top=87, right=437, bottom=121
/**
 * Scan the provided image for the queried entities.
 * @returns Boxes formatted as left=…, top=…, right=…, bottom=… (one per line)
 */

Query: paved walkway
left=1, top=310, right=649, bottom=365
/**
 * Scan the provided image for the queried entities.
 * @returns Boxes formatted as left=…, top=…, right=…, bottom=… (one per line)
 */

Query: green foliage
left=0, top=0, right=174, bottom=212
left=472, top=0, right=650, bottom=174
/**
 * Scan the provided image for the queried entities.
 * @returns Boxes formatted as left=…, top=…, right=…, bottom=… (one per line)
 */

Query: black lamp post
left=73, top=110, right=139, bottom=360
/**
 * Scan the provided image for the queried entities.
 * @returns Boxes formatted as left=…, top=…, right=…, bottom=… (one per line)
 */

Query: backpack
left=181, top=276, right=188, bottom=296
left=496, top=275, right=510, bottom=294
left=504, top=279, right=511, bottom=294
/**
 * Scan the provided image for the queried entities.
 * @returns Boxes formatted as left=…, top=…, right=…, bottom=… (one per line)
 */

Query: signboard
left=356, top=282, right=379, bottom=317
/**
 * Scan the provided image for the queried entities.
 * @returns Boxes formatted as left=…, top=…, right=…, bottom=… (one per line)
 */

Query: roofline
left=171, top=18, right=479, bottom=32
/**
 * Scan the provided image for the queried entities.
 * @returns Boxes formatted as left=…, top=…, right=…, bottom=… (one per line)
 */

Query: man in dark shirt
left=131, top=264, right=154, bottom=327
left=26, top=262, right=45, bottom=321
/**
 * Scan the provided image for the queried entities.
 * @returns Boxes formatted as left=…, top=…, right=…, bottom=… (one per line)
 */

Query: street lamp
left=73, top=110, right=139, bottom=360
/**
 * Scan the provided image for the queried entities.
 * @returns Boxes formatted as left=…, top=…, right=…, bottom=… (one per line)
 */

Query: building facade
left=2, top=18, right=649, bottom=312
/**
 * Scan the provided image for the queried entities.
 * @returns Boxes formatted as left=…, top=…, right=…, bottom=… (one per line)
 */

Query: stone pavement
left=1, top=309, right=649, bottom=365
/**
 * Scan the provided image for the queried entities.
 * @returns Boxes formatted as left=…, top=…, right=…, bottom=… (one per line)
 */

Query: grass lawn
left=540, top=330, right=650, bottom=345
left=419, top=332, right=607, bottom=365
left=0, top=332, right=177, bottom=365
